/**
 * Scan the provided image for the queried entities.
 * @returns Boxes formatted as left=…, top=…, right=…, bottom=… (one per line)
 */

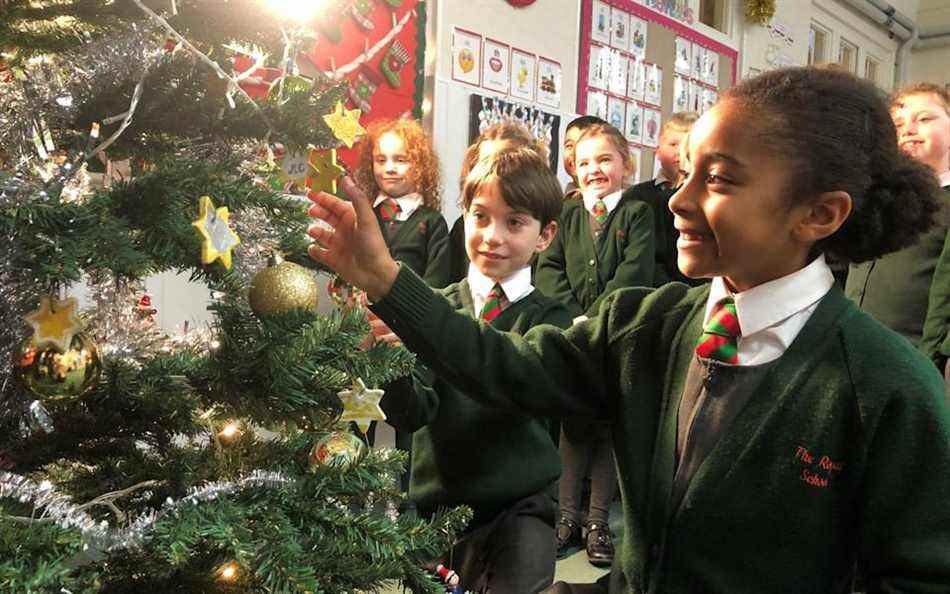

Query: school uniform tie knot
left=592, top=199, right=608, bottom=225
left=695, top=297, right=741, bottom=364
left=379, top=198, right=401, bottom=222
left=480, top=284, right=506, bottom=323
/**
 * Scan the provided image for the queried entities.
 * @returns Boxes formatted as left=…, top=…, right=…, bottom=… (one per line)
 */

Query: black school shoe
left=556, top=516, right=581, bottom=559
left=585, top=521, right=614, bottom=567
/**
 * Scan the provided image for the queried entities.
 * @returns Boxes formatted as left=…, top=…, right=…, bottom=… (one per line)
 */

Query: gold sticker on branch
left=306, top=148, right=346, bottom=195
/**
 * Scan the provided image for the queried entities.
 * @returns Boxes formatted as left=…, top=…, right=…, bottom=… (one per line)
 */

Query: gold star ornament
left=25, top=296, right=82, bottom=353
left=322, top=101, right=366, bottom=148
left=337, top=378, right=386, bottom=434
left=306, top=148, right=346, bottom=195
left=192, top=195, right=241, bottom=269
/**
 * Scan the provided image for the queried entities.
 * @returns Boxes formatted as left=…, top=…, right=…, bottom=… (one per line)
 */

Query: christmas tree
left=0, top=1, right=469, bottom=592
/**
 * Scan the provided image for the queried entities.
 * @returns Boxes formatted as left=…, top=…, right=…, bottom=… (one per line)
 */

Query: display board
left=578, top=0, right=737, bottom=179
left=467, top=94, right=561, bottom=172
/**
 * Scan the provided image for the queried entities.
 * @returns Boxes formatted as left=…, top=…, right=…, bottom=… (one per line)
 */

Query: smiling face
left=372, top=131, right=417, bottom=198
left=563, top=125, right=584, bottom=180
left=575, top=134, right=629, bottom=199
left=465, top=179, right=556, bottom=282
left=891, top=93, right=950, bottom=175
left=669, top=101, right=816, bottom=292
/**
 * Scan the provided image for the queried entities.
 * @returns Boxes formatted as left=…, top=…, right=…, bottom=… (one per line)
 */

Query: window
left=699, top=0, right=728, bottom=34
left=865, top=56, right=880, bottom=84
left=808, top=25, right=829, bottom=65
left=838, top=38, right=857, bottom=73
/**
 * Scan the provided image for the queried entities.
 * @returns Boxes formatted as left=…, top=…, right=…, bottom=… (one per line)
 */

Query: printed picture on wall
left=703, top=50, right=720, bottom=86
left=452, top=28, right=481, bottom=86
left=607, top=96, right=626, bottom=131
left=644, top=63, right=662, bottom=106
left=691, top=43, right=704, bottom=79
left=701, top=85, right=719, bottom=113
left=689, top=79, right=701, bottom=113
left=610, top=7, right=630, bottom=50
left=629, top=16, right=647, bottom=59
left=591, top=0, right=612, bottom=44
left=608, top=50, right=628, bottom=96
left=537, top=57, right=562, bottom=108
left=624, top=101, right=643, bottom=145
left=588, top=44, right=609, bottom=90
left=481, top=38, right=510, bottom=93
left=642, top=107, right=662, bottom=148
left=587, top=91, right=608, bottom=120
left=674, top=36, right=691, bottom=76
left=673, top=75, right=689, bottom=113
left=510, top=48, right=536, bottom=101
left=628, top=145, right=643, bottom=185
left=627, top=57, right=645, bottom=101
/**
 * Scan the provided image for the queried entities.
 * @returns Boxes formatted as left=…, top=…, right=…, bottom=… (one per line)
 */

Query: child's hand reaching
left=308, top=177, right=401, bottom=301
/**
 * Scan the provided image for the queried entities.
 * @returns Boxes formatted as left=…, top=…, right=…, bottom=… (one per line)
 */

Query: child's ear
left=535, top=220, right=558, bottom=253
left=793, top=191, right=852, bottom=244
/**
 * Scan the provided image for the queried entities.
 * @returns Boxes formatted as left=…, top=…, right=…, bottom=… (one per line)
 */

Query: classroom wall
left=909, top=0, right=950, bottom=86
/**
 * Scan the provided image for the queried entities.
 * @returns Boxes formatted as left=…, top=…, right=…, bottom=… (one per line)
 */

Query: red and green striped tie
left=480, top=284, right=505, bottom=323
left=592, top=199, right=608, bottom=225
left=695, top=297, right=741, bottom=364
left=379, top=198, right=400, bottom=222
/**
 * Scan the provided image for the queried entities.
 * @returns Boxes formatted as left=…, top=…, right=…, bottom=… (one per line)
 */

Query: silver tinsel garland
left=0, top=469, right=292, bottom=553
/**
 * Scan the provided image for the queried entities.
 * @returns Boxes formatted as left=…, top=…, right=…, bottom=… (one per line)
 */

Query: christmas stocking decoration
left=319, top=3, right=347, bottom=44
left=381, top=40, right=410, bottom=88
left=351, top=0, right=376, bottom=30
left=348, top=67, right=383, bottom=112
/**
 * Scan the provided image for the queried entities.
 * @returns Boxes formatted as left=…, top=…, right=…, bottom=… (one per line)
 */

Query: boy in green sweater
left=846, top=83, right=950, bottom=358
left=368, top=145, right=571, bottom=593
left=310, top=68, right=950, bottom=594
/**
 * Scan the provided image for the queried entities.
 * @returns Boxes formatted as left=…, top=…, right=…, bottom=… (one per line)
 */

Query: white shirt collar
left=703, top=255, right=834, bottom=363
left=373, top=192, right=423, bottom=221
left=654, top=170, right=675, bottom=187
left=467, top=263, right=534, bottom=314
left=939, top=170, right=950, bottom=188
left=582, top=188, right=623, bottom=217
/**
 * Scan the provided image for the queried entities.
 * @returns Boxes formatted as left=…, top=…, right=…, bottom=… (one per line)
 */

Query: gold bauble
left=308, top=430, right=367, bottom=470
left=248, top=254, right=319, bottom=316
left=13, top=332, right=102, bottom=403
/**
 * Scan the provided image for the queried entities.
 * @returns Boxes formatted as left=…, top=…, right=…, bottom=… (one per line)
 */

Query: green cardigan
left=373, top=265, right=950, bottom=594
left=380, top=279, right=570, bottom=526
left=536, top=194, right=655, bottom=318
left=918, top=186, right=950, bottom=367
left=845, top=186, right=950, bottom=349
left=377, top=205, right=451, bottom=289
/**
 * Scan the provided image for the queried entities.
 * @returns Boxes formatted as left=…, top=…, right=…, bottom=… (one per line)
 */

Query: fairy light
left=217, top=562, right=239, bottom=581
left=218, top=421, right=241, bottom=440
left=262, top=0, right=326, bottom=22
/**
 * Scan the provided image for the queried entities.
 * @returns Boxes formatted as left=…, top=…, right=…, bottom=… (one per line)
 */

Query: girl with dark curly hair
left=309, top=67, right=950, bottom=593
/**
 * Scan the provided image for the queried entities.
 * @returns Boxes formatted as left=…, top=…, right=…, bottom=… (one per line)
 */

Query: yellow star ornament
left=192, top=195, right=241, bottom=269
left=25, top=296, right=82, bottom=353
left=322, top=101, right=366, bottom=148
left=337, top=378, right=386, bottom=434
left=306, top=148, right=346, bottom=195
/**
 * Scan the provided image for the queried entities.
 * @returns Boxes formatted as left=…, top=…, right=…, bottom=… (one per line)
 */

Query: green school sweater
left=536, top=194, right=655, bottom=318
left=918, top=186, right=950, bottom=367
left=845, top=186, right=950, bottom=347
left=377, top=205, right=451, bottom=289
left=380, top=279, right=570, bottom=526
left=373, top=265, right=950, bottom=594
left=625, top=181, right=686, bottom=286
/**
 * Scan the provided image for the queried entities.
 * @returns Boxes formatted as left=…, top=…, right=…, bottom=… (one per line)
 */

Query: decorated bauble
left=248, top=253, right=319, bottom=316
left=308, top=430, right=367, bottom=470
left=13, top=332, right=102, bottom=402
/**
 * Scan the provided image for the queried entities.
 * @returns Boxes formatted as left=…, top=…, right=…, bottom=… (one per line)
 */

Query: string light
left=217, top=561, right=239, bottom=581
left=262, top=0, right=326, bottom=22
left=218, top=421, right=241, bottom=440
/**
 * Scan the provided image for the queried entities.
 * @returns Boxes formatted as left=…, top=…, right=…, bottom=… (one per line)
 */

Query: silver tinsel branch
left=0, top=469, right=292, bottom=553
